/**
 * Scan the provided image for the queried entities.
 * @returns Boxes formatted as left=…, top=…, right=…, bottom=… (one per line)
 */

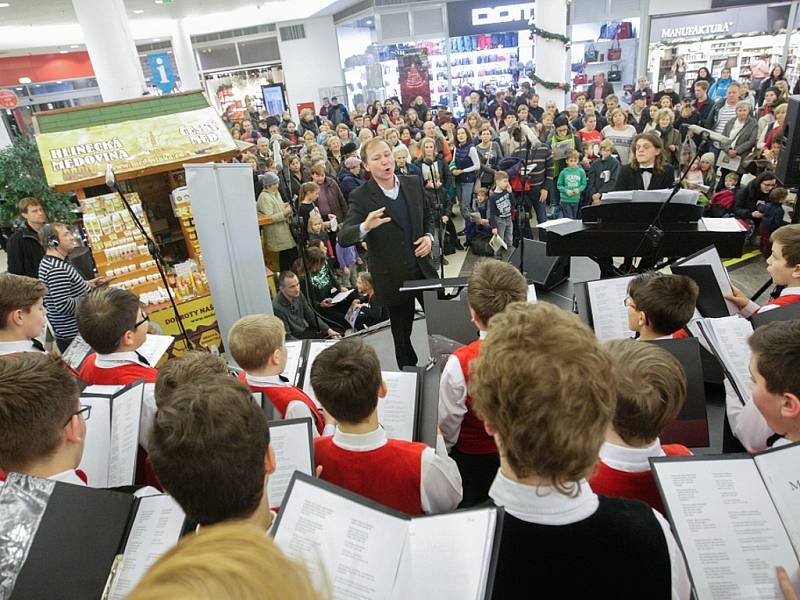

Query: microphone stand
left=425, top=158, right=447, bottom=279
left=104, top=166, right=193, bottom=350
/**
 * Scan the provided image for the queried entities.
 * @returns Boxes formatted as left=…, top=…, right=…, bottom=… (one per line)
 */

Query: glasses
left=623, top=296, right=635, bottom=308
left=66, top=405, right=91, bottom=425
left=135, top=313, right=149, bottom=328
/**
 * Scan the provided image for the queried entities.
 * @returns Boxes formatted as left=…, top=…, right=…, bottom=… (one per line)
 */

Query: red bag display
left=573, top=74, right=588, bottom=85
left=608, top=39, right=621, bottom=61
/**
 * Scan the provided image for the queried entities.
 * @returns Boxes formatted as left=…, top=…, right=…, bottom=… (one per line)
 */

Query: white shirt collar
left=94, top=351, right=148, bottom=368
left=488, top=470, right=599, bottom=525
left=478, top=330, right=488, bottom=340
left=599, top=439, right=665, bottom=473
left=0, top=340, right=41, bottom=356
left=332, top=425, right=388, bottom=451
left=780, top=286, right=800, bottom=297
left=49, top=469, right=86, bottom=486
left=772, top=437, right=792, bottom=447
left=245, top=373, right=287, bottom=387
left=377, top=175, right=400, bottom=200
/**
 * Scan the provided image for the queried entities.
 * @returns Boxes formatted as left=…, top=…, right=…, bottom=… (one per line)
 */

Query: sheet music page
left=676, top=247, right=737, bottom=315
left=328, top=290, right=353, bottom=305
left=654, top=458, right=799, bottom=599
left=267, top=419, right=314, bottom=508
left=390, top=509, right=497, bottom=600
left=599, top=191, right=633, bottom=203
left=282, top=340, right=304, bottom=386
left=273, top=477, right=409, bottom=600
left=379, top=371, right=417, bottom=442
left=78, top=395, right=112, bottom=488
left=586, top=276, right=636, bottom=342
left=108, top=383, right=144, bottom=488
left=702, top=317, right=754, bottom=404
left=536, top=217, right=575, bottom=229
left=631, top=189, right=699, bottom=204
left=756, top=444, right=800, bottom=558
left=110, top=495, right=186, bottom=600
left=702, top=218, right=746, bottom=233
left=138, top=383, right=157, bottom=454
left=60, top=335, right=92, bottom=371
left=302, top=340, right=339, bottom=407
left=136, top=334, right=174, bottom=366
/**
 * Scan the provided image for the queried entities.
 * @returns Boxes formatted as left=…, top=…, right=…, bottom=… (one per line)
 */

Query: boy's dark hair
left=0, top=273, right=47, bottom=328
left=154, top=351, right=229, bottom=408
left=771, top=224, right=800, bottom=267
left=554, top=115, right=570, bottom=129
left=749, top=320, right=800, bottom=398
left=604, top=339, right=687, bottom=445
left=149, top=375, right=270, bottom=526
left=628, top=272, right=699, bottom=335
left=770, top=187, right=789, bottom=202
left=77, top=287, right=141, bottom=354
left=467, top=260, right=528, bottom=325
left=0, top=353, right=79, bottom=470
left=309, top=338, right=381, bottom=424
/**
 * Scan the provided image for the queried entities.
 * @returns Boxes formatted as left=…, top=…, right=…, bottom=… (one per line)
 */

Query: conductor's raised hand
left=364, top=207, right=391, bottom=231
left=414, top=235, right=432, bottom=257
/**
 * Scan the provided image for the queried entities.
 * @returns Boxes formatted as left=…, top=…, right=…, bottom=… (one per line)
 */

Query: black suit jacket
left=339, top=175, right=437, bottom=306
left=614, top=164, right=676, bottom=191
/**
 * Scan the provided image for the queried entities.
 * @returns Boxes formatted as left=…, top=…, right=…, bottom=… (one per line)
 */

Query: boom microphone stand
left=104, top=165, right=193, bottom=350
left=424, top=158, right=447, bottom=279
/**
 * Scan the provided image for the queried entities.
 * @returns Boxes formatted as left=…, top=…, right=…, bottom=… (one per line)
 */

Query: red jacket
left=238, top=372, right=326, bottom=434
left=78, top=354, right=158, bottom=385
left=453, top=340, right=497, bottom=455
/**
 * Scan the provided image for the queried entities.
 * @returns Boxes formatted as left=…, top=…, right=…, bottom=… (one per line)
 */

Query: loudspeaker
left=507, top=239, right=569, bottom=290
left=776, top=95, right=800, bottom=189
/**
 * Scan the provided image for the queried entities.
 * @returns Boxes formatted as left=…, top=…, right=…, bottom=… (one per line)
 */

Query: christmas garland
left=528, top=23, right=571, bottom=49
left=529, top=71, right=571, bottom=92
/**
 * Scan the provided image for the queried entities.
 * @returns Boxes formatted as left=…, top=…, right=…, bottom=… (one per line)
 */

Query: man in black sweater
left=7, top=197, right=46, bottom=279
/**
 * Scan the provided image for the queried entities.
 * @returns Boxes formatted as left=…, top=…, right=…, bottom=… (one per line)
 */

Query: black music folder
left=751, top=300, right=800, bottom=328
left=0, top=474, right=186, bottom=600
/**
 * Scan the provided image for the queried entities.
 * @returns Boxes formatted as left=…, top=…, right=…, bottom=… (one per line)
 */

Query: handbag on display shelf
left=571, top=61, right=587, bottom=73
left=608, top=39, right=622, bottom=61
left=607, top=64, right=623, bottom=82
left=584, top=43, right=599, bottom=63
left=574, top=73, right=588, bottom=85
left=599, top=21, right=620, bottom=40
left=617, top=21, right=635, bottom=39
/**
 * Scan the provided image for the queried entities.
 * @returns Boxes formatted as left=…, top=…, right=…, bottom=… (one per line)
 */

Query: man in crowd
left=327, top=97, right=350, bottom=128
left=7, top=197, right=47, bottom=279
left=272, top=271, right=341, bottom=340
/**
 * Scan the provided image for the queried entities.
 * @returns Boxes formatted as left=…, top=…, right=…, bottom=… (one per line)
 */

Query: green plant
left=0, top=139, right=74, bottom=225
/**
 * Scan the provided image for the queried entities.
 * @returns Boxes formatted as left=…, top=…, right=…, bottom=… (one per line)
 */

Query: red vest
left=588, top=444, right=692, bottom=515
left=671, top=329, right=689, bottom=339
left=453, top=340, right=497, bottom=455
left=761, top=294, right=800, bottom=311
left=78, top=354, right=158, bottom=385
left=238, top=372, right=325, bottom=434
left=314, top=436, right=426, bottom=515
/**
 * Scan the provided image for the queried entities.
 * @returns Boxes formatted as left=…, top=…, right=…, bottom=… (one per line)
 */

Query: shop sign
left=35, top=107, right=237, bottom=188
left=0, top=89, right=18, bottom=109
left=448, top=0, right=535, bottom=37
left=650, top=4, right=790, bottom=43
left=146, top=52, right=177, bottom=94
left=148, top=293, right=222, bottom=358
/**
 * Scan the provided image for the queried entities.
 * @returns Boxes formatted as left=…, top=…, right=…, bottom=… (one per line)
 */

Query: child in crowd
left=257, top=171, right=298, bottom=273
left=589, top=339, right=690, bottom=515
left=469, top=302, right=690, bottom=599
left=335, top=232, right=359, bottom=289
left=229, top=314, right=330, bottom=436
left=488, top=171, right=514, bottom=257
left=682, top=149, right=705, bottom=191
left=551, top=116, right=583, bottom=183
left=439, top=261, right=527, bottom=506
left=297, top=182, right=322, bottom=238
left=748, top=320, right=800, bottom=447
left=470, top=188, right=493, bottom=245
left=0, top=273, right=48, bottom=356
left=149, top=374, right=277, bottom=531
left=76, top=287, right=158, bottom=385
left=556, top=150, right=587, bottom=219
left=587, top=140, right=620, bottom=205
left=348, top=272, right=388, bottom=331
left=0, top=353, right=87, bottom=485
left=307, top=214, right=332, bottom=256
left=705, top=172, right=740, bottom=217
left=758, top=187, right=789, bottom=258
left=311, top=337, right=462, bottom=515
left=577, top=114, right=602, bottom=164
left=626, top=272, right=699, bottom=340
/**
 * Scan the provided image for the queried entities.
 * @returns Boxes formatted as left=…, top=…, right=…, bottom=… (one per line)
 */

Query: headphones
left=42, top=223, right=59, bottom=248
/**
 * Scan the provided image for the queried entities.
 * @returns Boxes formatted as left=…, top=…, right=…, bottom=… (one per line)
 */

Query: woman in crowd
left=694, top=66, right=714, bottom=91
left=757, top=64, right=787, bottom=106
left=475, top=126, right=504, bottom=192
left=759, top=102, right=787, bottom=150
left=464, top=112, right=483, bottom=141
left=299, top=131, right=326, bottom=162
left=738, top=81, right=756, bottom=113
left=602, top=108, right=638, bottom=165
left=297, top=245, right=354, bottom=331
left=733, top=171, right=778, bottom=237
left=297, top=108, right=320, bottom=137
left=384, top=128, right=402, bottom=150
left=405, top=108, right=424, bottom=138
left=720, top=101, right=758, bottom=181
left=671, top=56, right=687, bottom=97
left=708, top=67, right=734, bottom=102
left=488, top=104, right=506, bottom=137
left=348, top=272, right=388, bottom=331
left=417, top=137, right=461, bottom=253
left=370, top=101, right=391, bottom=131
left=398, top=126, right=418, bottom=158
left=653, top=108, right=681, bottom=168
left=287, top=155, right=305, bottom=197
left=326, top=136, right=344, bottom=175
left=338, top=156, right=365, bottom=202
left=357, top=127, right=374, bottom=148
left=452, top=126, right=481, bottom=243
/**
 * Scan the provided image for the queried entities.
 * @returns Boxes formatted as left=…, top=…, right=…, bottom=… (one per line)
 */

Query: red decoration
left=0, top=89, right=18, bottom=109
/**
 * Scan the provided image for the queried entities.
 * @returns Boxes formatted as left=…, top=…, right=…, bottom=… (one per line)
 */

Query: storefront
left=647, top=3, right=796, bottom=96
left=335, top=0, right=535, bottom=117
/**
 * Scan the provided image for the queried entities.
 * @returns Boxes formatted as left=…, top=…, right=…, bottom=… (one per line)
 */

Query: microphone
left=687, top=124, right=732, bottom=147
left=105, top=163, right=116, bottom=188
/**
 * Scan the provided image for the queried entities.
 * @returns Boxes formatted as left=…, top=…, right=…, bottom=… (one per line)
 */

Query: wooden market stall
left=33, top=91, right=246, bottom=356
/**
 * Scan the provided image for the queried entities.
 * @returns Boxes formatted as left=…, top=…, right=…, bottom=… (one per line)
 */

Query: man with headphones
left=36, top=222, right=104, bottom=352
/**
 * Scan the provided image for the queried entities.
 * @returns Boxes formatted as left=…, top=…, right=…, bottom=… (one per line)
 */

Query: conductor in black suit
left=339, top=138, right=438, bottom=368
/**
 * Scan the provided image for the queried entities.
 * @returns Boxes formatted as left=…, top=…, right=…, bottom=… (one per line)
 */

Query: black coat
left=614, top=164, right=676, bottom=191
left=7, top=223, right=44, bottom=278
left=339, top=175, right=437, bottom=306
left=733, top=181, right=770, bottom=220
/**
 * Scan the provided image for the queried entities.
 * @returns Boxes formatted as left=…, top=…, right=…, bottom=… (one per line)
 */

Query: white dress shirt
left=725, top=377, right=774, bottom=452
left=49, top=469, right=87, bottom=486
left=94, top=351, right=152, bottom=369
left=489, top=471, right=691, bottom=600
left=438, top=331, right=487, bottom=451
left=244, top=373, right=335, bottom=437
left=740, top=285, right=800, bottom=318
left=0, top=340, right=43, bottom=356
left=772, top=437, right=792, bottom=448
left=598, top=439, right=667, bottom=472
left=330, top=425, right=462, bottom=513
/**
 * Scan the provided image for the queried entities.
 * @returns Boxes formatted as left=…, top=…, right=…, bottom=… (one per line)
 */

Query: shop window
left=238, top=38, right=281, bottom=65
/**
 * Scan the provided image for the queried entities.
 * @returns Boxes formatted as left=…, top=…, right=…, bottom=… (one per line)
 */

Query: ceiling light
left=15, top=87, right=22, bottom=91
left=59, top=50, right=68, bottom=54
left=56, top=80, right=62, bottom=84
left=152, top=38, right=161, bottom=42
left=70, top=44, right=79, bottom=48
left=0, top=3, right=10, bottom=8
left=133, top=9, right=144, bottom=13
left=18, top=77, right=31, bottom=84
left=155, top=0, right=163, bottom=4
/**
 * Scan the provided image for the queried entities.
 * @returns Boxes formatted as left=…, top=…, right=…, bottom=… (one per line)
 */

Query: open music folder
left=301, top=339, right=340, bottom=406
left=272, top=473, right=503, bottom=600
left=267, top=417, right=314, bottom=509
left=379, top=370, right=420, bottom=442
left=0, top=474, right=186, bottom=600
left=651, top=442, right=800, bottom=599
left=672, top=245, right=737, bottom=318
left=78, top=380, right=145, bottom=488
left=693, top=316, right=754, bottom=406
left=61, top=334, right=175, bottom=371
left=575, top=275, right=636, bottom=342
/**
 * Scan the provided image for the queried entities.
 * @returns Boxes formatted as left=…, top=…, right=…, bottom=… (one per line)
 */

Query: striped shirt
left=37, top=254, right=91, bottom=340
left=714, top=102, right=738, bottom=135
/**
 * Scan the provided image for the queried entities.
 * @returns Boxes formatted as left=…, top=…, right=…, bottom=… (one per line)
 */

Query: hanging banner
left=146, top=52, right=177, bottom=94
left=447, top=0, right=535, bottom=37
left=35, top=107, right=237, bottom=188
left=399, top=49, right=432, bottom=109
left=148, top=293, right=223, bottom=358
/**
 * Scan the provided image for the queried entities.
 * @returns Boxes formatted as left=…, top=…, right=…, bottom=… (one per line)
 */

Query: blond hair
left=126, top=523, right=324, bottom=600
left=228, top=315, right=285, bottom=371
left=470, top=302, right=615, bottom=495
left=655, top=108, right=674, bottom=124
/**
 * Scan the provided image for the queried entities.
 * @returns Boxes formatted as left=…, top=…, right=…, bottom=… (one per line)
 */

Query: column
left=71, top=0, right=147, bottom=102
left=533, top=2, right=568, bottom=110
left=171, top=19, right=202, bottom=92
left=0, top=114, right=12, bottom=150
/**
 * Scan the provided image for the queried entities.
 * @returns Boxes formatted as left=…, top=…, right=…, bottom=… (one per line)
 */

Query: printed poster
left=399, top=49, right=431, bottom=109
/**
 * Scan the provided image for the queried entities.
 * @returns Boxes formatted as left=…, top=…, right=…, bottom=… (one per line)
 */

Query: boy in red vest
left=229, top=314, right=332, bottom=436
left=589, top=339, right=691, bottom=515
left=625, top=272, right=698, bottom=340
left=471, top=302, right=690, bottom=599
left=0, top=273, right=48, bottom=356
left=311, top=337, right=462, bottom=515
left=438, top=260, right=527, bottom=506
left=0, top=353, right=88, bottom=486
left=76, top=287, right=157, bottom=384
left=728, top=224, right=800, bottom=316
